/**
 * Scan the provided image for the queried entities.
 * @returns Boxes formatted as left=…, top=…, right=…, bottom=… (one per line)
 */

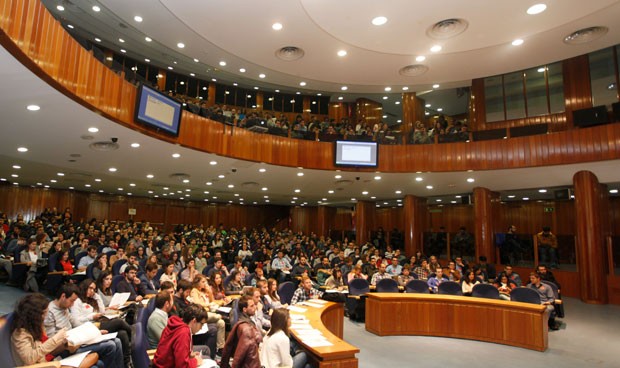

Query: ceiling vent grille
left=89, top=141, right=119, bottom=151
left=275, top=46, right=305, bottom=61
left=426, top=18, right=469, bottom=40
left=563, top=26, right=608, bottom=45
left=399, top=64, right=429, bottom=77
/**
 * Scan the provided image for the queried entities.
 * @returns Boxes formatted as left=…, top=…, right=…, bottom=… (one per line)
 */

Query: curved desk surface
left=289, top=301, right=359, bottom=368
left=365, top=293, right=549, bottom=352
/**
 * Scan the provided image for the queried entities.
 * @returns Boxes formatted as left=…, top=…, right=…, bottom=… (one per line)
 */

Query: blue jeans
left=76, top=338, right=124, bottom=368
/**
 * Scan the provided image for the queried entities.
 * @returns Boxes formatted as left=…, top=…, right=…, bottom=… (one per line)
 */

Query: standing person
left=152, top=304, right=207, bottom=368
left=259, top=308, right=310, bottom=368
left=220, top=295, right=263, bottom=368
left=537, top=226, right=559, bottom=269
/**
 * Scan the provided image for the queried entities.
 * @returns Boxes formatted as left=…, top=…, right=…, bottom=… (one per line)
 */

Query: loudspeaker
left=554, top=189, right=571, bottom=200
left=573, top=105, right=609, bottom=127
left=612, top=102, right=620, bottom=122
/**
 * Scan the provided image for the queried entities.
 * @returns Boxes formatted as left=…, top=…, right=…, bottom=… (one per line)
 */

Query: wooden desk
left=365, top=293, right=549, bottom=351
left=290, top=302, right=359, bottom=368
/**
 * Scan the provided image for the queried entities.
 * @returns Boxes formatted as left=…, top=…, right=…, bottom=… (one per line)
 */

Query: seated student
left=91, top=253, right=109, bottom=281
left=250, top=266, right=267, bottom=287
left=55, top=249, right=74, bottom=275
left=77, top=246, right=98, bottom=271
left=119, top=252, right=142, bottom=275
left=115, top=264, right=145, bottom=302
left=72, top=279, right=132, bottom=367
left=20, top=238, right=46, bottom=292
left=10, top=293, right=84, bottom=366
left=243, top=287, right=270, bottom=333
left=413, top=259, right=431, bottom=280
left=209, top=272, right=230, bottom=302
left=314, top=256, right=333, bottom=286
left=147, top=291, right=175, bottom=349
left=180, top=258, right=199, bottom=282
left=140, top=262, right=160, bottom=295
left=494, top=273, right=517, bottom=300
left=265, top=278, right=285, bottom=309
left=207, top=256, right=230, bottom=277
left=397, top=265, right=415, bottom=287
left=527, top=272, right=559, bottom=330
left=385, top=257, right=403, bottom=276
left=461, top=270, right=480, bottom=296
left=152, top=304, right=207, bottom=368
left=159, top=259, right=178, bottom=290
left=291, top=276, right=324, bottom=305
left=43, top=283, right=124, bottom=368
left=260, top=308, right=310, bottom=368
left=291, top=255, right=312, bottom=278
left=188, top=274, right=227, bottom=356
left=504, top=264, right=522, bottom=286
left=226, top=270, right=244, bottom=295
left=221, top=295, right=263, bottom=368
left=324, top=267, right=346, bottom=290
left=96, top=270, right=117, bottom=309
left=347, top=264, right=368, bottom=284
left=370, top=263, right=392, bottom=286
left=427, top=267, right=449, bottom=293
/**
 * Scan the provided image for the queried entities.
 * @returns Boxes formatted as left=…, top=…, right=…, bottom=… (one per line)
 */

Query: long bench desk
left=289, top=301, right=359, bottom=368
left=365, top=293, right=549, bottom=351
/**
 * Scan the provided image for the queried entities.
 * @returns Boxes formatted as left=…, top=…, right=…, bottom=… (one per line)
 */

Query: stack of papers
left=287, top=305, right=307, bottom=313
left=290, top=319, right=334, bottom=348
left=299, top=301, right=324, bottom=308
left=59, top=351, right=91, bottom=367
left=109, top=292, right=131, bottom=308
left=66, top=322, right=118, bottom=346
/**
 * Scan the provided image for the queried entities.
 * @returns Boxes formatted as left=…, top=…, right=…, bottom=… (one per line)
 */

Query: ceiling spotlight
left=189, top=73, right=195, bottom=77
left=467, top=178, right=475, bottom=183
left=395, top=190, right=402, bottom=194
left=95, top=37, right=101, bottom=42
left=371, top=16, right=388, bottom=26
left=384, top=87, right=392, bottom=92
left=134, top=15, right=143, bottom=22
left=610, top=189, right=619, bottom=194
left=539, top=189, right=548, bottom=193
left=272, top=22, right=283, bottom=31
left=219, top=61, right=226, bottom=66
left=382, top=96, right=388, bottom=100
left=425, top=104, right=431, bottom=107
left=118, top=38, right=125, bottom=43
left=341, top=86, right=348, bottom=91
left=239, top=68, right=246, bottom=73
left=297, top=172, right=304, bottom=176
left=527, top=4, right=547, bottom=15
left=145, top=58, right=151, bottom=63
left=92, top=5, right=101, bottom=12
left=335, top=175, right=342, bottom=179
left=415, top=177, right=423, bottom=182
left=67, top=24, right=74, bottom=29
left=430, top=45, right=442, bottom=52
left=437, top=108, right=443, bottom=112
left=227, top=184, right=234, bottom=188
left=507, top=195, right=516, bottom=198
left=17, top=147, right=28, bottom=152
left=129, top=183, right=136, bottom=187
left=172, top=153, right=181, bottom=158
left=57, top=172, right=64, bottom=176
left=337, top=50, right=347, bottom=57
left=146, top=174, right=154, bottom=178
left=88, top=127, right=99, bottom=133
left=145, top=37, right=152, bottom=42
left=218, top=174, right=225, bottom=178
left=426, top=185, right=433, bottom=189
left=362, top=191, right=369, bottom=195
left=338, top=96, right=344, bottom=100
left=259, top=73, right=266, bottom=78
left=168, top=66, right=173, bottom=70
left=512, top=39, right=524, bottom=46
left=177, top=42, right=185, bottom=48
left=299, top=81, right=307, bottom=86
left=120, top=49, right=126, bottom=53
left=57, top=5, right=65, bottom=11
left=415, top=55, right=426, bottom=62
left=523, top=197, right=530, bottom=200
left=328, top=190, right=334, bottom=194
left=374, top=176, right=381, bottom=180
left=294, top=189, right=301, bottom=193
left=95, top=178, right=102, bottom=182
left=395, top=101, right=401, bottom=105
left=12, top=165, right=21, bottom=169
left=433, top=84, right=440, bottom=89
left=259, top=168, right=266, bottom=173
left=26, top=104, right=40, bottom=111
left=108, top=167, right=117, bottom=172
left=208, top=161, right=217, bottom=165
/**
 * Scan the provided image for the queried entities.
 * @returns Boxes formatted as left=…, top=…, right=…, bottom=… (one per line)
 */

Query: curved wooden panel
left=365, top=293, right=548, bottom=351
left=2, top=0, right=620, bottom=174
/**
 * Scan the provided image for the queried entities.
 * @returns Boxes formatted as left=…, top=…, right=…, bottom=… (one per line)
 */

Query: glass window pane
left=589, top=47, right=617, bottom=106
left=525, top=66, right=548, bottom=116
left=504, top=71, right=526, bottom=120
left=484, top=76, right=504, bottom=122
left=547, top=62, right=565, bottom=113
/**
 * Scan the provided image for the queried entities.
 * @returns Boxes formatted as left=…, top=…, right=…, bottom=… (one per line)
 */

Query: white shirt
left=259, top=330, right=293, bottom=368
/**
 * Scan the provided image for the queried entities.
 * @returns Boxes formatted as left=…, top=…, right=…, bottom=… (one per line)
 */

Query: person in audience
left=95, top=270, right=116, bottom=308
left=347, top=264, right=368, bottom=283
left=221, top=295, right=263, bottom=368
left=146, top=254, right=160, bottom=269
left=226, top=269, right=244, bottom=295
left=194, top=249, right=208, bottom=273
left=265, top=278, right=284, bottom=309
left=250, top=266, right=267, bottom=287
left=243, top=287, right=270, bottom=333
left=427, top=266, right=449, bottom=293
left=504, top=264, right=522, bottom=286
left=386, top=257, right=403, bottom=276
left=428, top=255, right=442, bottom=273
left=140, top=262, right=160, bottom=295
left=454, top=256, right=469, bottom=275
left=73, top=279, right=132, bottom=367
left=461, top=270, right=480, bottom=296
left=20, top=238, right=46, bottom=292
left=159, top=259, right=178, bottom=289
left=474, top=255, right=497, bottom=282
left=370, top=263, right=392, bottom=286
left=259, top=308, right=310, bottom=368
left=189, top=274, right=227, bottom=355
left=180, top=258, right=199, bottom=282
left=172, top=279, right=193, bottom=315
left=397, top=265, right=415, bottom=286
left=536, top=264, right=561, bottom=289
left=77, top=245, right=98, bottom=271
left=115, top=264, right=144, bottom=302
left=271, top=250, right=292, bottom=282
left=147, top=291, right=175, bottom=349
left=119, top=252, right=141, bottom=274
left=325, top=267, right=346, bottom=290
left=314, top=256, right=333, bottom=286
left=109, top=247, right=126, bottom=267
left=152, top=304, right=207, bottom=368
left=291, top=255, right=312, bottom=278
left=446, top=261, right=462, bottom=282
left=494, top=273, right=517, bottom=300
left=413, top=258, right=431, bottom=280
left=528, top=272, right=559, bottom=330
left=208, top=256, right=230, bottom=277
left=91, top=253, right=109, bottom=280
left=10, top=293, right=77, bottom=366
left=209, top=272, right=229, bottom=301
left=291, top=276, right=323, bottom=304
left=537, top=226, right=559, bottom=269
left=43, top=283, right=124, bottom=368
left=55, top=249, right=74, bottom=276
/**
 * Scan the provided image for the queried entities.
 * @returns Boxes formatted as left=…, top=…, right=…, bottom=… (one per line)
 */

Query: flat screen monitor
left=612, top=102, right=620, bottom=122
left=572, top=105, right=609, bottom=128
left=334, top=140, right=378, bottom=167
left=134, top=84, right=182, bottom=136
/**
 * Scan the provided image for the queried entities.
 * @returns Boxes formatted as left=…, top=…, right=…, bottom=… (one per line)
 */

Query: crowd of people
left=0, top=207, right=563, bottom=367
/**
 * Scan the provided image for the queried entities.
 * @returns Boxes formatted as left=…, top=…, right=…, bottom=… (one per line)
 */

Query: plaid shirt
left=413, top=266, right=430, bottom=280
left=371, top=271, right=393, bottom=286
left=291, top=286, right=323, bottom=304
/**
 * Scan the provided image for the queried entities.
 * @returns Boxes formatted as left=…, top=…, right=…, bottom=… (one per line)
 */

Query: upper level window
left=589, top=46, right=619, bottom=106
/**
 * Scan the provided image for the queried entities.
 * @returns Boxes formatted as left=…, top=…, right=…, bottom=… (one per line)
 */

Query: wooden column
left=402, top=92, right=425, bottom=137
left=207, top=82, right=217, bottom=107
left=473, top=187, right=500, bottom=263
left=156, top=69, right=166, bottom=91
left=563, top=55, right=593, bottom=128
left=403, top=195, right=426, bottom=257
left=573, top=171, right=608, bottom=304
left=317, top=206, right=335, bottom=238
left=355, top=201, right=375, bottom=245
left=256, top=91, right=264, bottom=112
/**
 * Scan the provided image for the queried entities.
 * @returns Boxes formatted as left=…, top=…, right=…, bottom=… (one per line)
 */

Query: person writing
left=259, top=308, right=310, bottom=368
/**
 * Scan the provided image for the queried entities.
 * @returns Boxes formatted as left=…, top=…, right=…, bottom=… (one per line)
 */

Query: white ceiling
left=1, top=1, right=620, bottom=208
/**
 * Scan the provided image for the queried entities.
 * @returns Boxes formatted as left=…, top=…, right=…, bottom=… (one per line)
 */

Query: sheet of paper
left=109, top=292, right=131, bottom=308
left=66, top=322, right=101, bottom=346
left=217, top=306, right=232, bottom=314
left=194, top=323, right=210, bottom=335
left=290, top=314, right=308, bottom=322
left=308, top=299, right=327, bottom=304
left=291, top=324, right=313, bottom=330
left=324, top=289, right=348, bottom=294
left=287, top=305, right=307, bottom=313
left=299, top=301, right=323, bottom=308
left=303, top=339, right=334, bottom=348
left=198, top=358, right=219, bottom=368
left=59, top=351, right=91, bottom=367
left=94, top=332, right=118, bottom=343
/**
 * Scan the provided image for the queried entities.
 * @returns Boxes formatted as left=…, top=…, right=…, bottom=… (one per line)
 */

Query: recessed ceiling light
left=12, top=165, right=21, bottom=169
left=120, top=49, right=126, bottom=53
left=183, top=179, right=190, bottom=184
left=338, top=96, right=343, bottom=100
left=144, top=174, right=153, bottom=179
left=189, top=73, right=195, bottom=77
left=537, top=67, right=546, bottom=73
left=219, top=61, right=226, bottom=67
left=382, top=96, right=388, bottom=100
left=337, top=50, right=347, bottom=57
left=255, top=87, right=260, bottom=90
left=134, top=15, right=143, bottom=22
left=294, top=189, right=301, bottom=193
left=512, top=39, right=524, bottom=46
left=610, top=189, right=619, bottom=194
left=527, top=4, right=547, bottom=15
left=259, top=168, right=266, bottom=172
left=523, top=197, right=530, bottom=200
left=371, top=16, right=388, bottom=26
left=172, top=153, right=181, bottom=158
left=145, top=37, right=152, bottom=42
left=129, top=183, right=136, bottom=187
left=57, top=5, right=65, bottom=11
left=57, top=172, right=64, bottom=177
left=108, top=167, right=117, bottom=172
left=168, top=66, right=173, bottom=70
left=17, top=147, right=28, bottom=152
left=430, top=45, right=442, bottom=52
left=351, top=198, right=357, bottom=201
left=118, top=38, right=125, bottom=43
left=415, top=177, right=423, bottom=182
left=335, top=175, right=342, bottom=179
left=415, top=55, right=426, bottom=62
left=507, top=195, right=516, bottom=198
left=88, top=127, right=99, bottom=133
left=425, top=112, right=430, bottom=115
left=262, top=187, right=268, bottom=191
left=395, top=190, right=402, bottom=194
left=26, top=104, right=40, bottom=111
left=239, top=68, right=246, bottom=73
left=11, top=174, right=18, bottom=178
left=539, top=189, right=548, bottom=193
left=218, top=174, right=225, bottom=179
left=395, top=101, right=401, bottom=105
left=92, top=5, right=100, bottom=12
left=374, top=176, right=381, bottom=180
left=384, top=87, right=391, bottom=92
left=94, top=178, right=102, bottom=182
left=433, top=84, right=440, bottom=89
left=426, top=185, right=433, bottom=189
left=67, top=24, right=74, bottom=29
left=437, top=108, right=443, bottom=112
left=143, top=58, right=151, bottom=63
left=299, top=82, right=307, bottom=87
left=259, top=73, right=266, bottom=79
left=382, top=115, right=388, bottom=118
left=328, top=190, right=334, bottom=194
left=397, top=119, right=402, bottom=123
left=177, top=42, right=185, bottom=48
left=317, top=93, right=321, bottom=96
left=341, top=86, right=348, bottom=91
left=362, top=191, right=369, bottom=195
left=272, top=22, right=283, bottom=31
left=94, top=37, right=101, bottom=42
left=425, top=104, right=431, bottom=108
left=467, top=178, right=475, bottom=183
left=297, top=172, right=304, bottom=176
left=227, top=184, right=234, bottom=188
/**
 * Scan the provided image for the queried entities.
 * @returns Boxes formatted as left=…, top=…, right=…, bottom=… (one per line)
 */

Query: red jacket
left=152, top=315, right=197, bottom=368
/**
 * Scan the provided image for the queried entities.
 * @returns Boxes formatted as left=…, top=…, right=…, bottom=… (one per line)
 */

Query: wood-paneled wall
left=355, top=98, right=382, bottom=126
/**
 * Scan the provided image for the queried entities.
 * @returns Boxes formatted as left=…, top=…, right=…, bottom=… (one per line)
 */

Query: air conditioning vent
left=275, top=46, right=305, bottom=61
left=399, top=64, right=429, bottom=77
left=426, top=18, right=468, bottom=40
left=563, top=26, right=608, bottom=45
left=89, top=141, right=119, bottom=151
